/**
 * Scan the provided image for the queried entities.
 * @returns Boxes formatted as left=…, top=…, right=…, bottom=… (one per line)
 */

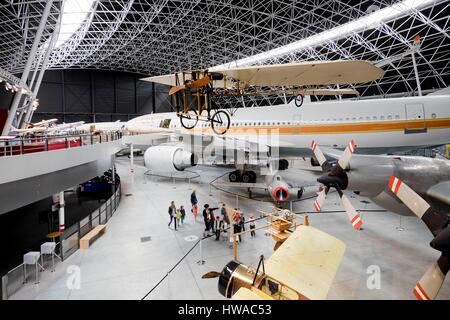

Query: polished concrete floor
left=10, top=157, right=450, bottom=300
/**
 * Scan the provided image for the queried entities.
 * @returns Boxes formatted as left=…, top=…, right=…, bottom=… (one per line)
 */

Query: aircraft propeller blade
left=311, top=139, right=361, bottom=230
left=388, top=176, right=450, bottom=300
left=333, top=139, right=356, bottom=175
left=337, top=188, right=362, bottom=230
left=414, top=254, right=449, bottom=300
left=313, top=186, right=329, bottom=212
left=388, top=176, right=430, bottom=220
left=310, top=140, right=331, bottom=171
left=388, top=176, right=447, bottom=235
left=201, top=271, right=222, bottom=279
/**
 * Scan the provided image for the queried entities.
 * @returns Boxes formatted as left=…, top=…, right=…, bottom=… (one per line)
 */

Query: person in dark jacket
left=168, top=201, right=177, bottom=230
left=202, top=204, right=210, bottom=232
left=234, top=221, right=242, bottom=242
left=240, top=214, right=246, bottom=232
left=209, top=210, right=216, bottom=233
left=190, top=190, right=198, bottom=206
left=180, top=205, right=186, bottom=225
left=215, top=216, right=223, bottom=240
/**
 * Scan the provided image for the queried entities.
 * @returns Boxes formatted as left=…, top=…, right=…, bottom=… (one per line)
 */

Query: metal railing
left=0, top=131, right=123, bottom=157
left=0, top=184, right=121, bottom=300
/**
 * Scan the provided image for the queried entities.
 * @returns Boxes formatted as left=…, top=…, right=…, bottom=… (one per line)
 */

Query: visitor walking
left=168, top=201, right=177, bottom=230
left=249, top=214, right=256, bottom=237
left=180, top=205, right=186, bottom=225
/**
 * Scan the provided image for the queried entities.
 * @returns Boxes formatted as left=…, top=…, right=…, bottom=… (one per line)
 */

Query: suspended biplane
left=202, top=225, right=345, bottom=300
left=141, top=60, right=384, bottom=134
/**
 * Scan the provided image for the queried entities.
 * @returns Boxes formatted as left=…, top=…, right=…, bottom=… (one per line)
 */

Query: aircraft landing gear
left=229, top=170, right=241, bottom=182
left=297, top=187, right=304, bottom=199
left=241, top=171, right=256, bottom=183
left=229, top=170, right=256, bottom=183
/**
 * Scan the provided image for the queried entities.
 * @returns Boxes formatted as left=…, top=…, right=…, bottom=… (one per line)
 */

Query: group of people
left=231, top=208, right=256, bottom=242
left=167, top=201, right=186, bottom=231
left=167, top=189, right=257, bottom=241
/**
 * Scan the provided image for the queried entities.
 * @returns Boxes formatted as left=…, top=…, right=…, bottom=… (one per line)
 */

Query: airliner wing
left=211, top=181, right=268, bottom=190
left=319, top=147, right=343, bottom=160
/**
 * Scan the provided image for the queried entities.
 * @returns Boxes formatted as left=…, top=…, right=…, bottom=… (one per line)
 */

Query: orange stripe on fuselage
left=192, top=118, right=450, bottom=135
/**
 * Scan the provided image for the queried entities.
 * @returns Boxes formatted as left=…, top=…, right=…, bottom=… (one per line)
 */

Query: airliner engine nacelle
left=267, top=174, right=290, bottom=203
left=143, top=145, right=198, bottom=173
left=341, top=155, right=450, bottom=215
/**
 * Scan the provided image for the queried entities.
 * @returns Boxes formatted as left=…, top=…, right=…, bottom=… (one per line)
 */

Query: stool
left=40, top=242, right=57, bottom=272
left=23, top=252, right=44, bottom=284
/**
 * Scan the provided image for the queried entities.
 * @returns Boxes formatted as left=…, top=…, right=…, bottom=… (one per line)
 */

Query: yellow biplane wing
left=231, top=287, right=274, bottom=300
left=264, top=225, right=346, bottom=300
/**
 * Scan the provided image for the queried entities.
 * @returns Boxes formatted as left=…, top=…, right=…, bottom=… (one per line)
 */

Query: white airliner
left=76, top=120, right=125, bottom=133
left=125, top=93, right=450, bottom=203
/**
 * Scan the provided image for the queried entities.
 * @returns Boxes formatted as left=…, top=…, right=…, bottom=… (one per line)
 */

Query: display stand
left=396, top=215, right=405, bottom=231
left=197, top=240, right=205, bottom=265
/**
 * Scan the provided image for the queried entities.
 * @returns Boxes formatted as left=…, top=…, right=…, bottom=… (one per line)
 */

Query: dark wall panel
left=38, top=82, right=62, bottom=112
left=136, top=80, right=153, bottom=114
left=0, top=69, right=172, bottom=123
left=116, top=73, right=136, bottom=114
left=94, top=71, right=115, bottom=114
left=65, top=83, right=91, bottom=113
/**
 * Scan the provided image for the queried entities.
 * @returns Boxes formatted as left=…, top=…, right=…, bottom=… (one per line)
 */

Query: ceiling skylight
left=55, top=0, right=95, bottom=48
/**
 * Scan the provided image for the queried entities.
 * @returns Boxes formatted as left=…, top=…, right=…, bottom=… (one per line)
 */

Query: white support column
left=17, top=56, right=42, bottom=127
left=1, top=0, right=55, bottom=135
left=337, top=84, right=342, bottom=101
left=411, top=51, right=422, bottom=96
left=111, top=153, right=117, bottom=195
left=130, top=143, right=134, bottom=194
left=130, top=143, right=134, bottom=174
left=59, top=191, right=65, bottom=232
left=22, top=2, right=62, bottom=128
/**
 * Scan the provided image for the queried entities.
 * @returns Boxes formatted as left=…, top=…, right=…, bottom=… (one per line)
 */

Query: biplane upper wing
left=264, top=225, right=346, bottom=300
left=141, top=60, right=383, bottom=88
left=141, top=72, right=192, bottom=87
left=214, top=60, right=383, bottom=87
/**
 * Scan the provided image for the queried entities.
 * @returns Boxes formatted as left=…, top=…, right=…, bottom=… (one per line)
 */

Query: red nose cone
left=273, top=186, right=289, bottom=203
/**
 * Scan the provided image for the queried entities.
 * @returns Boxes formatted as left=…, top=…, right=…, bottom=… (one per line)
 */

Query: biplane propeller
left=142, top=60, right=384, bottom=134
left=388, top=176, right=450, bottom=300
left=310, top=139, right=363, bottom=230
left=201, top=225, right=345, bottom=300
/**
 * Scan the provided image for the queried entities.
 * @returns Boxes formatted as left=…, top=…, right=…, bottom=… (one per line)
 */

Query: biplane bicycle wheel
left=294, top=94, right=304, bottom=107
left=179, top=109, right=199, bottom=129
left=210, top=110, right=230, bottom=135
